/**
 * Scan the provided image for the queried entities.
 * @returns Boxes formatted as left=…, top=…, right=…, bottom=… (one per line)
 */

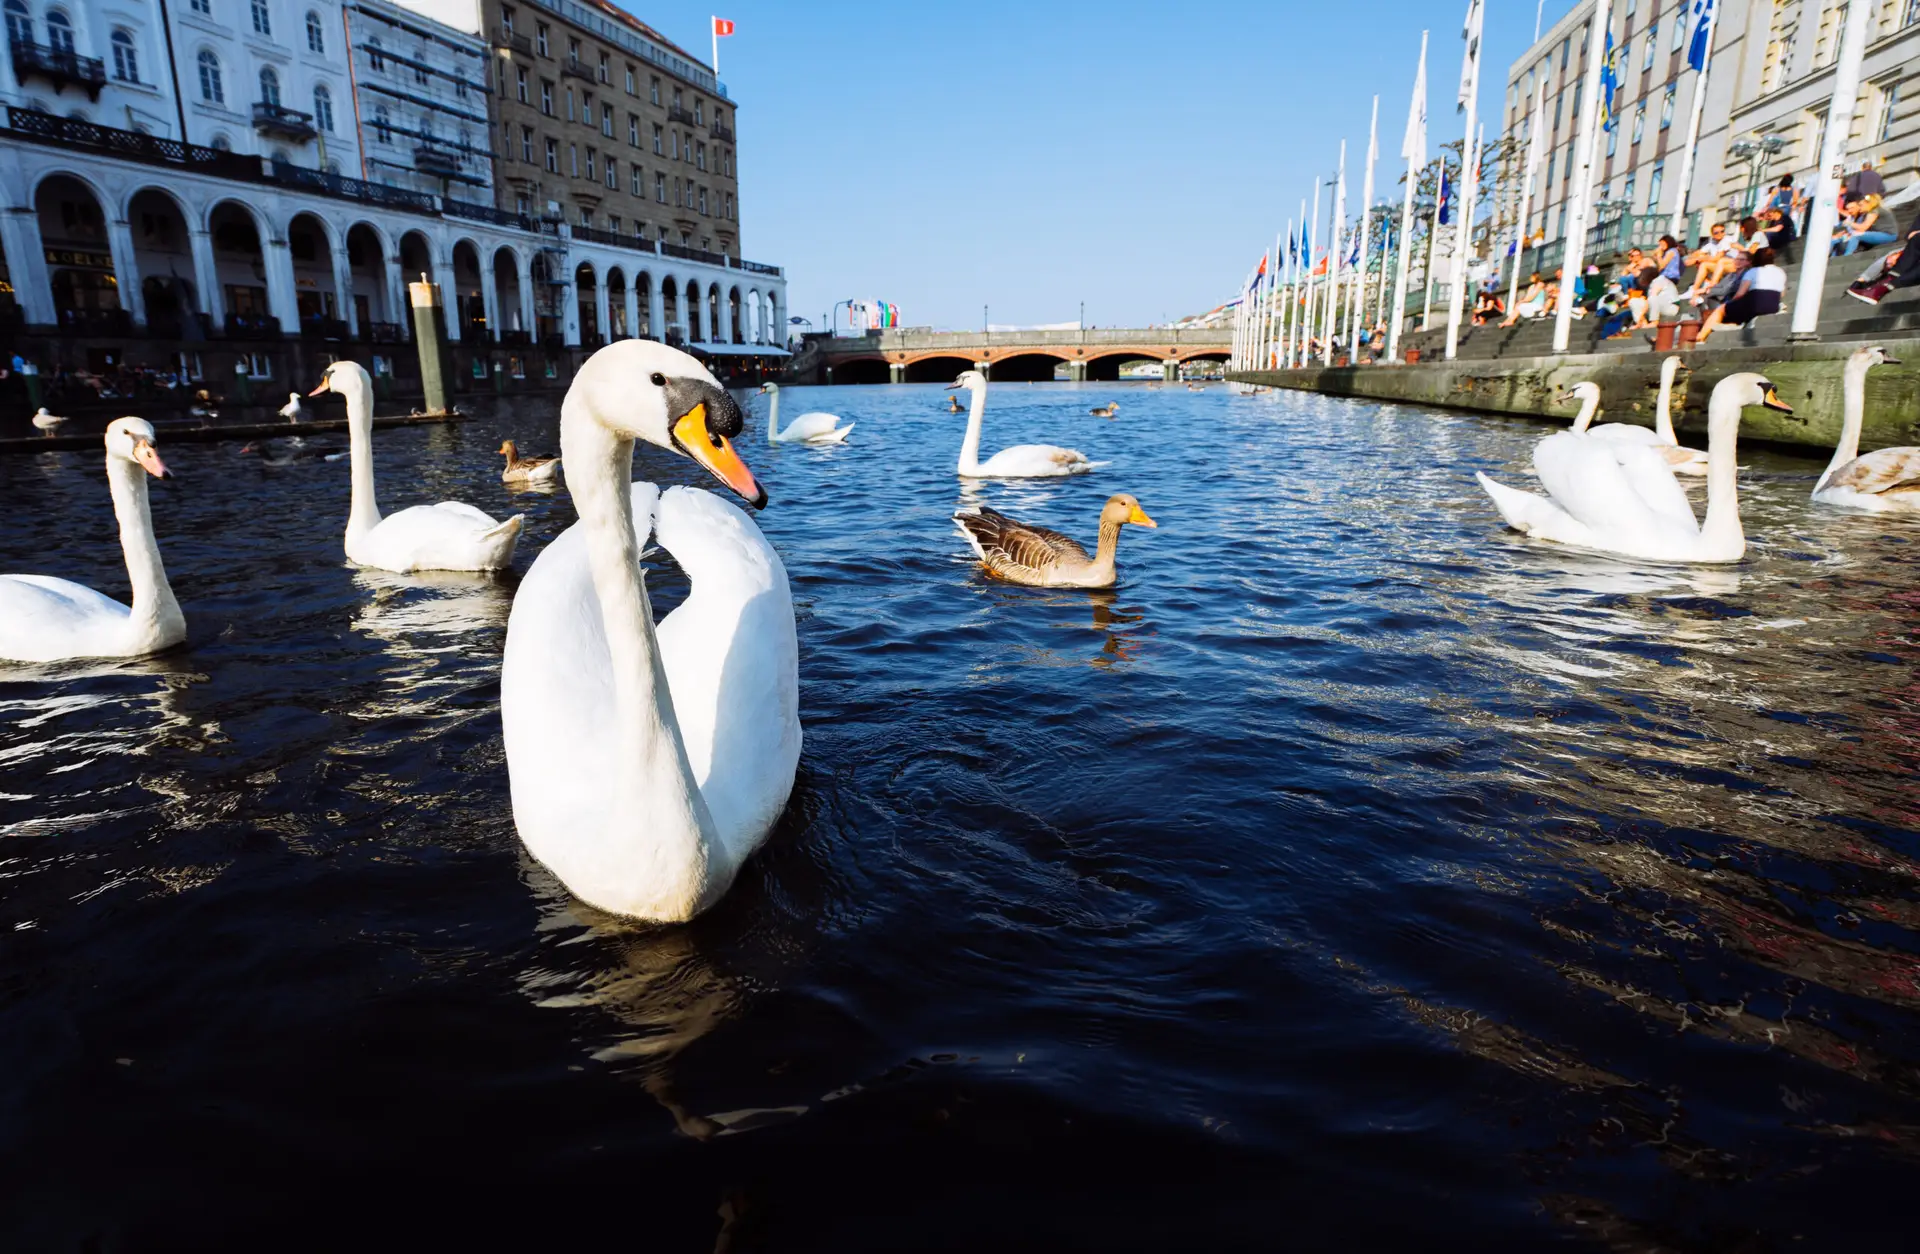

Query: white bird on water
left=950, top=369, right=1100, bottom=478
left=279, top=392, right=307, bottom=422
left=759, top=382, right=852, bottom=444
left=31, top=407, right=66, bottom=435
left=1811, top=346, right=1915, bottom=512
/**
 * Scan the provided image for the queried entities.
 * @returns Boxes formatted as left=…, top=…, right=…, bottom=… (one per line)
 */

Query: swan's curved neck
left=1571, top=391, right=1599, bottom=433
left=343, top=379, right=382, bottom=541
left=765, top=387, right=779, bottom=443
left=562, top=397, right=725, bottom=918
left=107, top=454, right=179, bottom=641
left=1818, top=360, right=1870, bottom=490
left=1700, top=390, right=1746, bottom=554
left=958, top=386, right=986, bottom=474
left=1655, top=361, right=1679, bottom=443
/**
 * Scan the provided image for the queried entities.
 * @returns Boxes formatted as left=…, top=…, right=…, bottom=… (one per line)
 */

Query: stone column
left=106, top=216, right=146, bottom=328
left=187, top=227, right=223, bottom=330
left=888, top=362, right=904, bottom=383
left=561, top=274, right=580, bottom=346
left=1066, top=359, right=1086, bottom=382
left=386, top=257, right=407, bottom=334
left=1163, top=359, right=1181, bottom=382
left=0, top=206, right=56, bottom=326
left=480, top=253, right=501, bottom=341
left=975, top=358, right=990, bottom=382
left=593, top=274, right=610, bottom=345
left=440, top=248, right=462, bottom=343
left=333, top=247, right=357, bottom=337
left=263, top=230, right=301, bottom=336
left=624, top=281, right=639, bottom=342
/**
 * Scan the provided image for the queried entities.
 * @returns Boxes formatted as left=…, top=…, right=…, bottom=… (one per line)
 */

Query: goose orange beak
left=673, top=403, right=766, bottom=507
left=1127, top=504, right=1157, bottom=528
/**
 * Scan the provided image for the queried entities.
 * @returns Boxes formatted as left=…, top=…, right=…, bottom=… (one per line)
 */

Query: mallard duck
left=953, top=493, right=1156, bottom=588
left=499, top=439, right=562, bottom=485
left=1090, top=402, right=1119, bottom=418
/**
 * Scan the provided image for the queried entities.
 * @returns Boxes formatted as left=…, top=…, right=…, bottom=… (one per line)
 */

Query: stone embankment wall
left=1229, top=340, right=1920, bottom=453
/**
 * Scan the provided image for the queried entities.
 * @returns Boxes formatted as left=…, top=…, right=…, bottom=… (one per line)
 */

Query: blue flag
left=1687, top=0, right=1715, bottom=72
left=1437, top=169, right=1453, bottom=225
left=1348, top=235, right=1360, bottom=267
left=1599, top=28, right=1619, bottom=131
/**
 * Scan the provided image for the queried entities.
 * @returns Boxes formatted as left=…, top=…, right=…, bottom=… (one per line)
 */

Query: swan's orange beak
left=134, top=440, right=171, bottom=480
left=1126, top=503, right=1157, bottom=528
left=673, top=403, right=766, bottom=507
left=1761, top=386, right=1793, bottom=414
left=308, top=380, right=331, bottom=396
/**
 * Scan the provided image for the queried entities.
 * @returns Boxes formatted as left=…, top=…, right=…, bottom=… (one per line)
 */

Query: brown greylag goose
left=499, top=440, right=562, bottom=485
left=953, top=493, right=1157, bottom=588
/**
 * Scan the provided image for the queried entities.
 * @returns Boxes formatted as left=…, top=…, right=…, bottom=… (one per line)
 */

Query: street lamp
left=1726, top=132, right=1790, bottom=217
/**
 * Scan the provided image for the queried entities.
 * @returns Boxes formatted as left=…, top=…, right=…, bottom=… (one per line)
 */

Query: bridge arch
left=903, top=354, right=974, bottom=384
left=987, top=352, right=1069, bottom=382
left=830, top=354, right=889, bottom=385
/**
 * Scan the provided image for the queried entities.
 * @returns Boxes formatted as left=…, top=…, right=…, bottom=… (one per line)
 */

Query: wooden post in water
left=410, top=274, right=451, bottom=416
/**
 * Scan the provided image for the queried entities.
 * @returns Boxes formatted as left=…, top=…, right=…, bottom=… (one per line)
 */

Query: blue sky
left=652, top=1, right=1553, bottom=331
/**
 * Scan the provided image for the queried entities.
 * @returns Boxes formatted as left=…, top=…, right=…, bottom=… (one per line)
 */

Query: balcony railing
left=561, top=57, right=595, bottom=81
left=2, top=107, right=262, bottom=181
left=364, top=321, right=405, bottom=343
left=659, top=241, right=729, bottom=266
left=253, top=101, right=317, bottom=141
left=492, top=31, right=533, bottom=55
left=11, top=41, right=105, bottom=99
left=709, top=122, right=733, bottom=142
left=56, top=307, right=132, bottom=335
left=667, top=105, right=697, bottom=125
left=225, top=312, right=281, bottom=339
left=300, top=316, right=350, bottom=340
left=270, top=160, right=437, bottom=211
left=444, top=199, right=537, bottom=231
left=731, top=257, right=781, bottom=276
left=499, top=329, right=532, bottom=346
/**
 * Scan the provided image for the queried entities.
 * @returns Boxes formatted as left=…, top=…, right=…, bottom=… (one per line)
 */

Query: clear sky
left=648, top=1, right=1553, bottom=332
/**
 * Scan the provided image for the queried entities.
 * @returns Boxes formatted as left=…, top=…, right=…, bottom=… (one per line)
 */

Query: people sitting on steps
left=1847, top=196, right=1920, bottom=307
left=1692, top=247, right=1786, bottom=346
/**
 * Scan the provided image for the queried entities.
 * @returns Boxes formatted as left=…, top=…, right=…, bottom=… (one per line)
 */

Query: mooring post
left=410, top=274, right=450, bottom=415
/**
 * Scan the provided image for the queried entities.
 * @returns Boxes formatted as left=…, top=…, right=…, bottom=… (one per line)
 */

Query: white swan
left=1812, top=346, right=1916, bottom=512
left=759, top=382, right=852, bottom=444
left=31, top=407, right=66, bottom=435
left=1562, top=375, right=1708, bottom=476
left=279, top=392, right=306, bottom=422
left=1477, top=372, right=1790, bottom=564
left=0, top=417, right=185, bottom=662
left=951, top=369, right=1099, bottom=478
left=501, top=340, right=799, bottom=923
left=309, top=360, right=523, bottom=573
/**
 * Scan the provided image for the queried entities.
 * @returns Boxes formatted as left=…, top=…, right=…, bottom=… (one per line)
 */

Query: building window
left=652, top=123, right=663, bottom=154
left=628, top=112, right=639, bottom=146
left=3, top=0, right=30, bottom=46
left=570, top=143, right=578, bottom=177
left=313, top=85, right=333, bottom=131
left=541, top=79, right=553, bottom=115
left=608, top=215, right=620, bottom=233
left=545, top=137, right=557, bottom=172
left=1606, top=122, right=1617, bottom=158
left=1878, top=81, right=1900, bottom=142
left=374, top=104, right=390, bottom=143
left=602, top=103, right=613, bottom=137
left=1670, top=14, right=1685, bottom=52
left=673, top=87, right=682, bottom=109
left=725, top=191, right=734, bottom=220
left=516, top=67, right=527, bottom=103
left=673, top=176, right=681, bottom=205
left=696, top=141, right=706, bottom=170
left=368, top=37, right=385, bottom=72
left=598, top=51, right=608, bottom=82
left=306, top=10, right=324, bottom=54
left=606, top=158, right=617, bottom=190
left=723, top=149, right=732, bottom=177
left=110, top=29, right=140, bottom=82
left=625, top=65, right=635, bottom=94
left=585, top=148, right=595, bottom=179
left=251, top=0, right=271, bottom=37
left=650, top=75, right=660, bottom=105
left=1643, top=27, right=1657, bottom=71
left=43, top=8, right=72, bottom=52
left=1545, top=151, right=1555, bottom=189
left=521, top=125, right=533, bottom=161
left=535, top=23, right=548, bottom=56
left=1622, top=172, right=1636, bottom=209
left=258, top=66, right=281, bottom=106
left=694, top=99, right=704, bottom=126
left=1631, top=104, right=1644, bottom=145
left=501, top=6, right=514, bottom=37
left=414, top=50, right=428, bottom=85
left=698, top=186, right=708, bottom=214
left=656, top=171, right=666, bottom=201
left=1660, top=84, right=1675, bottom=128
left=567, top=36, right=579, bottom=68
left=567, top=86, right=575, bottom=121
left=631, top=166, right=643, bottom=195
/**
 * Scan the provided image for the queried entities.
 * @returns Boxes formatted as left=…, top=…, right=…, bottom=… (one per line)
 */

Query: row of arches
left=17, top=167, right=782, bottom=348
left=827, top=352, right=1233, bottom=384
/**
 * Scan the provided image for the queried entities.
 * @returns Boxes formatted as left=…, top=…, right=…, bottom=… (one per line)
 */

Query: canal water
left=2, top=382, right=1915, bottom=1249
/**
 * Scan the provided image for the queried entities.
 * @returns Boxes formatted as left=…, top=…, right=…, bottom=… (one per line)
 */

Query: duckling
left=946, top=394, right=964, bottom=413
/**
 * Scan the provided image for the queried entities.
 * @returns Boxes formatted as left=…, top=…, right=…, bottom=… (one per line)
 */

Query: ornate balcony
left=709, top=122, right=733, bottom=142
left=252, top=101, right=317, bottom=142
left=667, top=105, right=697, bottom=126
left=11, top=42, right=105, bottom=100
left=414, top=145, right=462, bottom=176
left=492, top=31, right=533, bottom=56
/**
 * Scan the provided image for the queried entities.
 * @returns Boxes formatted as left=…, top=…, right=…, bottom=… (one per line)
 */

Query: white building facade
left=0, top=0, right=181, bottom=136
left=345, top=0, right=493, bottom=200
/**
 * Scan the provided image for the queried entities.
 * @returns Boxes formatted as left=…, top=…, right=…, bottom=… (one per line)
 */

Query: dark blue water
left=3, top=382, right=1918, bottom=1250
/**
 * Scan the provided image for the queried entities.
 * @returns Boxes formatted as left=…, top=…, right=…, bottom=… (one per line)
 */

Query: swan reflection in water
left=351, top=568, right=515, bottom=715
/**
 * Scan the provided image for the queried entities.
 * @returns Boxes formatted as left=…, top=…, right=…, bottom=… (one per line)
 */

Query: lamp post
left=1726, top=133, right=1789, bottom=219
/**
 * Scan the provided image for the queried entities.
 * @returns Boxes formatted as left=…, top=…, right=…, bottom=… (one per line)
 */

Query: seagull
left=279, top=392, right=306, bottom=422
left=31, top=407, right=67, bottom=435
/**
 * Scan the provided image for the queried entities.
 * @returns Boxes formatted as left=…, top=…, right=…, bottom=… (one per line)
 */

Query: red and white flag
left=713, top=17, right=735, bottom=36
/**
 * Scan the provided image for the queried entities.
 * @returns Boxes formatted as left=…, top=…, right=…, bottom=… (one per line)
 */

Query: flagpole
left=1386, top=32, right=1427, bottom=363
left=711, top=17, right=720, bottom=76
left=1552, top=0, right=1613, bottom=354
left=1509, top=80, right=1544, bottom=314
left=1288, top=198, right=1306, bottom=366
left=1323, top=141, right=1346, bottom=367
left=1666, top=0, right=1717, bottom=241
left=1791, top=0, right=1870, bottom=339
left=1302, top=179, right=1321, bottom=368
left=1445, top=0, right=1483, bottom=361
left=1349, top=95, right=1379, bottom=362
left=1421, top=183, right=1440, bottom=332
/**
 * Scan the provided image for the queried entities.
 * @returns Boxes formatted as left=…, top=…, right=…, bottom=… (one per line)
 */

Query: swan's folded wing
left=0, top=575, right=129, bottom=660
left=786, top=412, right=844, bottom=441
left=1608, top=440, right=1699, bottom=533
left=430, top=501, right=503, bottom=526
left=1825, top=448, right=1920, bottom=497
left=1533, top=432, right=1696, bottom=551
left=1588, top=423, right=1664, bottom=445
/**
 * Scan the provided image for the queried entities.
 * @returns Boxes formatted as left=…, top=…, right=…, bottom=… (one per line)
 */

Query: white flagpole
left=1421, top=185, right=1441, bottom=332
left=1445, top=0, right=1483, bottom=360
left=1280, top=221, right=1296, bottom=368
left=1552, top=0, right=1613, bottom=354
left=1266, top=232, right=1282, bottom=368
left=1791, top=0, right=1870, bottom=338
left=711, top=18, right=720, bottom=76
left=1349, top=95, right=1379, bottom=361
left=1302, top=179, right=1321, bottom=368
left=1287, top=197, right=1306, bottom=366
left=1323, top=141, right=1346, bottom=366
left=1509, top=80, right=1544, bottom=313
left=1234, top=271, right=1249, bottom=369
left=1667, top=0, right=1717, bottom=241
left=1387, top=31, right=1427, bottom=363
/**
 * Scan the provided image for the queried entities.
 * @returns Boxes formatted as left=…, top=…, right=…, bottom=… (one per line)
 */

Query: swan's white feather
left=348, top=504, right=523, bottom=573
left=973, top=444, right=1099, bottom=478
left=0, top=575, right=135, bottom=663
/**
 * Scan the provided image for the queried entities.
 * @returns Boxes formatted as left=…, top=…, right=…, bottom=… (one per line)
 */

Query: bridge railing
left=820, top=327, right=1230, bottom=353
